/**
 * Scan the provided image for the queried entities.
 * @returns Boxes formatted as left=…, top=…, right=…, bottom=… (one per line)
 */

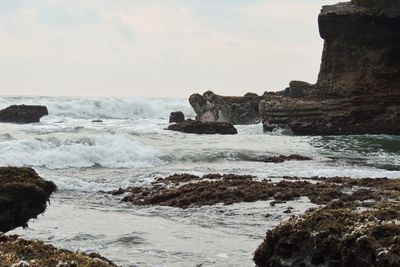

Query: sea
left=1, top=96, right=399, bottom=267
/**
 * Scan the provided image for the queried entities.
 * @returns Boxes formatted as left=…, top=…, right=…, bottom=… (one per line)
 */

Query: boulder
left=169, top=111, right=185, bottom=123
left=254, top=204, right=400, bottom=267
left=260, top=0, right=400, bottom=135
left=0, top=105, right=48, bottom=123
left=167, top=119, right=238, bottom=135
left=0, top=167, right=57, bottom=233
left=189, top=91, right=263, bottom=125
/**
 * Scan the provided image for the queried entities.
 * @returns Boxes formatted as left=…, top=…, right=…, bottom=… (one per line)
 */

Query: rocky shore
left=189, top=0, right=400, bottom=135
left=0, top=167, right=117, bottom=267
left=111, top=174, right=400, bottom=265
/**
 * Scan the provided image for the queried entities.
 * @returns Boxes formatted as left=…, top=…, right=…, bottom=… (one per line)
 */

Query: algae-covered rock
left=0, top=234, right=117, bottom=267
left=167, top=119, right=238, bottom=135
left=253, top=204, right=400, bottom=267
left=0, top=167, right=57, bottom=233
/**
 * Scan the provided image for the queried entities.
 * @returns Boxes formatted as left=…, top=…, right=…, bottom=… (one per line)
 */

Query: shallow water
left=1, top=96, right=400, bottom=266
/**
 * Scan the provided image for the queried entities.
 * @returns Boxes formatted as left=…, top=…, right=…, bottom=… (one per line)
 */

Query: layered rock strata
left=189, top=91, right=263, bottom=125
left=0, top=105, right=48, bottom=123
left=261, top=0, right=400, bottom=135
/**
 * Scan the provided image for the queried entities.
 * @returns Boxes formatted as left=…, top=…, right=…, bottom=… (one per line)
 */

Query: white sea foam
left=0, top=97, right=194, bottom=120
left=0, top=134, right=162, bottom=169
left=46, top=175, right=131, bottom=192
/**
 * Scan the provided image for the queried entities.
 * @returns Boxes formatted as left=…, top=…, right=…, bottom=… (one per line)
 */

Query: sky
left=0, top=0, right=340, bottom=98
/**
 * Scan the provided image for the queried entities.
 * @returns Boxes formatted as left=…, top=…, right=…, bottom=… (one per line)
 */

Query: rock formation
left=0, top=105, right=48, bottom=123
left=189, top=91, right=263, bottom=125
left=0, top=167, right=117, bottom=266
left=167, top=119, right=238, bottom=135
left=169, top=111, right=185, bottom=123
left=254, top=203, right=400, bottom=267
left=260, top=0, right=400, bottom=135
left=0, top=167, right=57, bottom=233
left=0, top=234, right=117, bottom=267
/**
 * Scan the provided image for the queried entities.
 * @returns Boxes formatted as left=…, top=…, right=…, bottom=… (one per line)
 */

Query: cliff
left=260, top=0, right=400, bottom=135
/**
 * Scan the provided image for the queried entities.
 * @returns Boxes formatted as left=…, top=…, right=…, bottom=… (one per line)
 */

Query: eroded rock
left=0, top=167, right=57, bottom=233
left=253, top=204, right=400, bottom=267
left=0, top=105, right=48, bottom=124
left=189, top=91, right=263, bottom=125
left=260, top=0, right=400, bottom=135
left=0, top=234, right=117, bottom=267
left=166, top=119, right=238, bottom=135
left=169, top=111, right=185, bottom=123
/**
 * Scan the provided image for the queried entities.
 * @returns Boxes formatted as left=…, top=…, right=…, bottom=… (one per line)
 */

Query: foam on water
left=0, top=96, right=194, bottom=120
left=0, top=134, right=162, bottom=169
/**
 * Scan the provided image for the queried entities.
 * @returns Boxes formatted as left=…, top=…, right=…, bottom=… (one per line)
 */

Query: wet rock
left=248, top=154, right=312, bottom=163
left=260, top=0, right=400, bottom=135
left=254, top=204, right=400, bottom=267
left=166, top=119, right=238, bottom=135
left=0, top=167, right=57, bottom=233
left=111, top=174, right=350, bottom=208
left=169, top=111, right=185, bottom=123
left=189, top=91, right=263, bottom=125
left=0, top=234, right=117, bottom=267
left=0, top=105, right=48, bottom=124
left=92, top=119, right=103, bottom=123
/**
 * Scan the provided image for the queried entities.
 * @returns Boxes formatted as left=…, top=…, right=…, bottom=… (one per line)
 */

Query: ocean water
left=1, top=96, right=400, bottom=267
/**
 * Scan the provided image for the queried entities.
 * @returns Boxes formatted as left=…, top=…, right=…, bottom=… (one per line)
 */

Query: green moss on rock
left=0, top=234, right=117, bottom=267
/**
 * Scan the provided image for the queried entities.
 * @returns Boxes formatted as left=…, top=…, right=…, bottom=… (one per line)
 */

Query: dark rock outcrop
left=167, top=119, right=238, bottom=135
left=260, top=0, right=400, bottom=135
left=0, top=167, right=57, bottom=233
left=111, top=174, right=400, bottom=209
left=0, top=234, right=117, bottom=267
left=0, top=105, right=48, bottom=123
left=169, top=111, right=185, bottom=123
left=189, top=91, right=263, bottom=125
left=254, top=204, right=400, bottom=267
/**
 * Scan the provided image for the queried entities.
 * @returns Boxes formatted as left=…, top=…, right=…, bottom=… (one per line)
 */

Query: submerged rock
left=189, top=91, right=263, bottom=125
left=0, top=234, right=117, bottom=267
left=0, top=105, right=48, bottom=124
left=169, top=111, right=185, bottom=123
left=0, top=167, right=57, bottom=233
left=247, top=154, right=312, bottom=163
left=260, top=0, right=400, bottom=135
left=167, top=119, right=238, bottom=135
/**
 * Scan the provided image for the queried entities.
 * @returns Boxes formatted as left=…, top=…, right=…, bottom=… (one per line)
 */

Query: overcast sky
left=0, top=0, right=339, bottom=98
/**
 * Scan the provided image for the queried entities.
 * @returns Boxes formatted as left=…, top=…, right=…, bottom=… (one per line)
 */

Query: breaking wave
left=0, top=134, right=162, bottom=169
left=0, top=96, right=194, bottom=120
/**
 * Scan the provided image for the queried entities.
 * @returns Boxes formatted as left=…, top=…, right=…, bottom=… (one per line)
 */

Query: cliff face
left=261, top=0, right=400, bottom=135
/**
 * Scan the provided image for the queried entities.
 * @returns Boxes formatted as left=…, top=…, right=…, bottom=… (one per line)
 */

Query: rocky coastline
left=111, top=174, right=400, bottom=266
left=0, top=167, right=117, bottom=267
left=189, top=0, right=400, bottom=135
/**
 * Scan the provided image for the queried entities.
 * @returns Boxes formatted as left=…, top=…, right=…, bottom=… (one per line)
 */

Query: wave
left=0, top=96, right=195, bottom=120
left=0, top=134, right=162, bottom=169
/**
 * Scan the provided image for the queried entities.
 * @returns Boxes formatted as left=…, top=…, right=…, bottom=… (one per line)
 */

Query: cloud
left=0, top=0, right=339, bottom=97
